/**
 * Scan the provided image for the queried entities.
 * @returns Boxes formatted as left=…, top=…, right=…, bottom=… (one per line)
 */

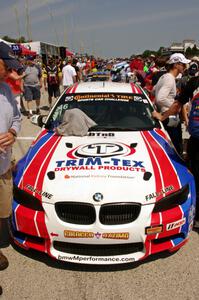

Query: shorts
left=0, top=169, right=13, bottom=218
left=48, top=84, right=60, bottom=98
left=24, top=85, right=41, bottom=101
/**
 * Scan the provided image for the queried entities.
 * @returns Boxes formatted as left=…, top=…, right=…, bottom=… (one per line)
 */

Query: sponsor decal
left=145, top=185, right=174, bottom=201
left=25, top=184, right=53, bottom=200
left=55, top=142, right=145, bottom=173
left=73, top=93, right=134, bottom=102
left=134, top=96, right=143, bottom=101
left=64, top=174, right=70, bottom=179
left=67, top=142, right=136, bottom=158
left=64, top=230, right=94, bottom=238
left=58, top=255, right=135, bottom=263
left=95, top=232, right=101, bottom=239
left=55, top=157, right=145, bottom=173
left=88, top=132, right=115, bottom=137
left=166, top=218, right=186, bottom=231
left=67, top=174, right=135, bottom=179
left=65, top=96, right=73, bottom=101
left=64, top=230, right=129, bottom=240
left=102, top=232, right=129, bottom=240
left=145, top=225, right=163, bottom=235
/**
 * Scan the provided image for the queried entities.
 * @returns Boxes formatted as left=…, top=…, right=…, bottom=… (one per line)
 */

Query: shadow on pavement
left=193, top=228, right=199, bottom=234
left=40, top=105, right=50, bottom=111
left=11, top=241, right=179, bottom=273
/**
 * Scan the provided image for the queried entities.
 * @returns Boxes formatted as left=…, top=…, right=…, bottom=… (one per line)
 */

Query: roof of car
left=66, top=81, right=143, bottom=94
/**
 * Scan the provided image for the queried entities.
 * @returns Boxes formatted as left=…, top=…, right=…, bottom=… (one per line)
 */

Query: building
left=170, top=42, right=184, bottom=53
left=168, top=39, right=198, bottom=54
left=183, top=39, right=198, bottom=51
left=22, top=41, right=68, bottom=64
left=161, top=39, right=199, bottom=55
left=22, top=41, right=61, bottom=56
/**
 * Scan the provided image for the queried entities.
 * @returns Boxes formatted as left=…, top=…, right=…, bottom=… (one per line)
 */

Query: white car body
left=12, top=82, right=196, bottom=265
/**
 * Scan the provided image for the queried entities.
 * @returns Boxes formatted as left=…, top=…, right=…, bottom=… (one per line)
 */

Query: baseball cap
left=167, top=53, right=191, bottom=65
left=0, top=42, right=21, bottom=70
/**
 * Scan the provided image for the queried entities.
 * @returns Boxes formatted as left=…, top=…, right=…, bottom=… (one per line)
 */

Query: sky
left=0, top=0, right=199, bottom=57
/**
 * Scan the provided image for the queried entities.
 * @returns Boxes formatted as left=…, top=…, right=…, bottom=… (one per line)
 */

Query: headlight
left=153, top=184, right=189, bottom=213
left=13, top=185, right=44, bottom=211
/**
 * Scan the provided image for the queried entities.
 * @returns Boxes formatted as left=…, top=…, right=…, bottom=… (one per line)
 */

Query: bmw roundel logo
left=93, top=193, right=103, bottom=202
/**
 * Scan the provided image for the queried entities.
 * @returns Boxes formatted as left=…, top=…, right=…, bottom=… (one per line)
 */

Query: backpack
left=47, top=65, right=58, bottom=85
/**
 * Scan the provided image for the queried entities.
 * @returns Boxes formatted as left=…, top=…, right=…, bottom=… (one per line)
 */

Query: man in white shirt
left=62, top=57, right=76, bottom=89
left=155, top=53, right=190, bottom=154
left=155, top=53, right=190, bottom=113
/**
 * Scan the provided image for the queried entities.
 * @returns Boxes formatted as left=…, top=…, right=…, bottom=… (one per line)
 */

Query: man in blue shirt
left=0, top=42, right=21, bottom=295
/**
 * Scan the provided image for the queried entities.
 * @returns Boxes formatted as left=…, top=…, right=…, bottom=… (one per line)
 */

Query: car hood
left=16, top=129, right=190, bottom=206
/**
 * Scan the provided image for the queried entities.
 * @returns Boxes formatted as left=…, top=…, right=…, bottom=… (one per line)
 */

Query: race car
left=12, top=81, right=196, bottom=265
left=84, top=71, right=110, bottom=82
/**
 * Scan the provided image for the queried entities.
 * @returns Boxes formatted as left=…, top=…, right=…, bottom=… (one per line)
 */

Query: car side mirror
left=30, top=114, right=47, bottom=127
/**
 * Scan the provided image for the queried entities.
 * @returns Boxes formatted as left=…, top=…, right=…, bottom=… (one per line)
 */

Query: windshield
left=46, top=93, right=158, bottom=131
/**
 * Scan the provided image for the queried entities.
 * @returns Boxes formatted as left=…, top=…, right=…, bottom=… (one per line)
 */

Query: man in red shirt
left=130, top=55, right=144, bottom=72
left=6, top=69, right=25, bottom=112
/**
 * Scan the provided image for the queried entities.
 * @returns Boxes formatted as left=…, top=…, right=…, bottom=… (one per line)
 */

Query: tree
left=142, top=50, right=152, bottom=58
left=192, top=45, right=199, bottom=56
left=157, top=47, right=165, bottom=56
left=185, top=45, right=199, bottom=57
left=2, top=35, right=30, bottom=43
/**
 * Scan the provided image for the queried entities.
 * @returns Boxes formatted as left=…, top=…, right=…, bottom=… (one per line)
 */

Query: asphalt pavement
left=0, top=90, right=199, bottom=300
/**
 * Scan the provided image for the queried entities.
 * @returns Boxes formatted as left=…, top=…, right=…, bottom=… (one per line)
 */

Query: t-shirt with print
left=62, top=64, right=77, bottom=86
left=23, top=65, right=42, bottom=87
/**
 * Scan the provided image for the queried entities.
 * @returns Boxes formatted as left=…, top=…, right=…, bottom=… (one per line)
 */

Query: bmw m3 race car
left=12, top=82, right=196, bottom=265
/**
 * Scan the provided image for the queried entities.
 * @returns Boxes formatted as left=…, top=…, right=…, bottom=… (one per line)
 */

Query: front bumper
left=12, top=191, right=194, bottom=265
